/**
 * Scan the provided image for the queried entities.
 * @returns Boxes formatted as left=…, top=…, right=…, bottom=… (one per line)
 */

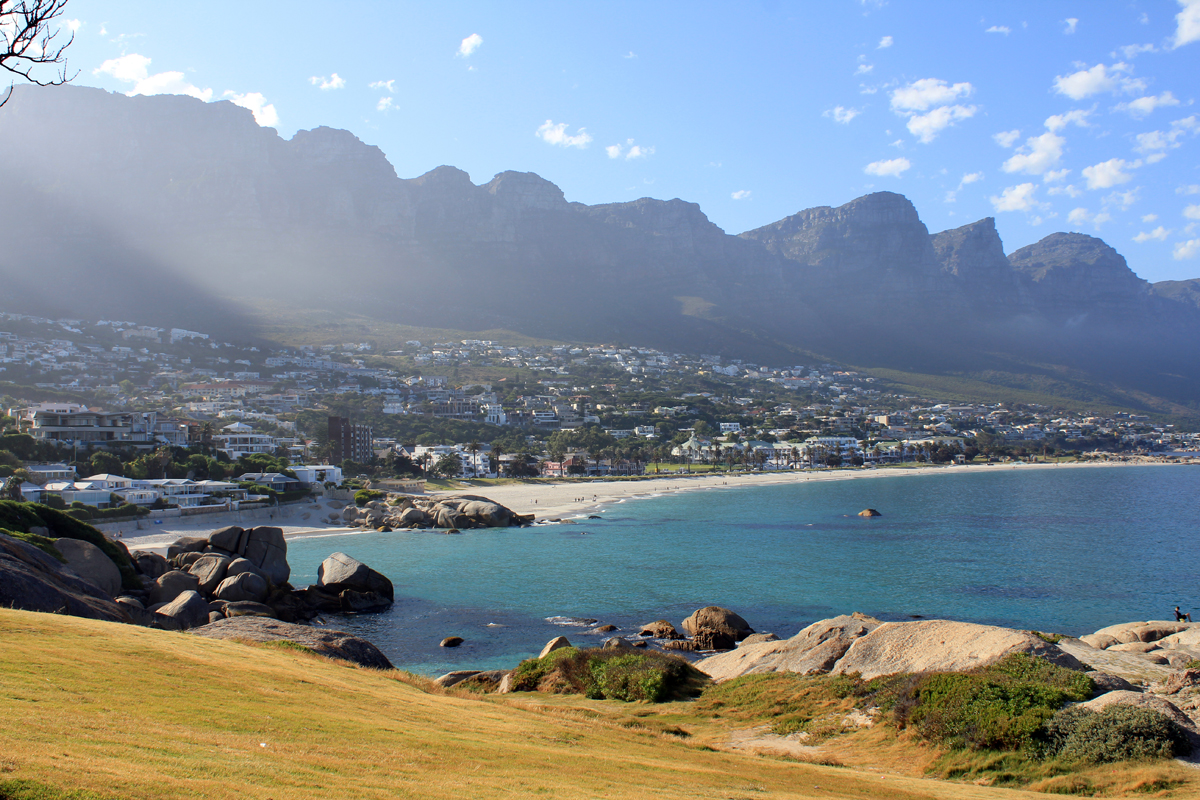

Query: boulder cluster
left=118, top=526, right=395, bottom=630
left=639, top=606, right=760, bottom=652
left=336, top=494, right=531, bottom=531
left=1080, top=620, right=1200, bottom=669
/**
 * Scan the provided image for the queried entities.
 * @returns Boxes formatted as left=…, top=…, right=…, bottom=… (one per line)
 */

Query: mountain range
left=1, top=85, right=1199, bottom=415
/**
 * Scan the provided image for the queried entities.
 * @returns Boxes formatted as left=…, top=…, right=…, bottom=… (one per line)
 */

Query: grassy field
left=0, top=609, right=1098, bottom=800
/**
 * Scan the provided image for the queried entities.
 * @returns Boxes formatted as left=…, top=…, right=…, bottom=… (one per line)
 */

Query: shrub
left=1043, top=704, right=1192, bottom=763
left=884, top=654, right=1093, bottom=752
left=509, top=647, right=709, bottom=702
left=354, top=489, right=386, bottom=506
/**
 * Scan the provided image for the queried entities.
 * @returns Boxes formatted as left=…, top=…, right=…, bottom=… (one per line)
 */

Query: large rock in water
left=0, top=532, right=131, bottom=623
left=190, top=617, right=393, bottom=669
left=699, top=614, right=881, bottom=682
left=682, top=606, right=754, bottom=641
left=317, top=552, right=394, bottom=601
left=54, top=537, right=122, bottom=596
left=697, top=616, right=1084, bottom=682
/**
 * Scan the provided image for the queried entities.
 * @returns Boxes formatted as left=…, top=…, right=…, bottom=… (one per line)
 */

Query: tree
left=89, top=450, right=122, bottom=477
left=3, top=466, right=29, bottom=499
left=433, top=453, right=462, bottom=478
left=1, top=0, right=76, bottom=107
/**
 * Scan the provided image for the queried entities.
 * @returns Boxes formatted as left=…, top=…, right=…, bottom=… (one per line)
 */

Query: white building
left=211, top=422, right=278, bottom=459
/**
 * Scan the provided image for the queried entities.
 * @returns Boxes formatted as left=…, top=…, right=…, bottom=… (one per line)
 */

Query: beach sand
left=111, top=460, right=1173, bottom=554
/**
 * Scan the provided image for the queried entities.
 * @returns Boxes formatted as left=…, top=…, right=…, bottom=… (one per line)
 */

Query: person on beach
left=1176, top=606, right=1192, bottom=622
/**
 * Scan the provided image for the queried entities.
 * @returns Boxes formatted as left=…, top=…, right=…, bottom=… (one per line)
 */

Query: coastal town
left=1, top=308, right=1196, bottom=510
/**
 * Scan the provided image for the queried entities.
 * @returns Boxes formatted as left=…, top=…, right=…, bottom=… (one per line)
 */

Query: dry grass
left=0, top=609, right=1076, bottom=800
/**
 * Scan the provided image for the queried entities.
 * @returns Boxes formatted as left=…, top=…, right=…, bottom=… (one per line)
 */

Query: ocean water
left=286, top=464, right=1200, bottom=675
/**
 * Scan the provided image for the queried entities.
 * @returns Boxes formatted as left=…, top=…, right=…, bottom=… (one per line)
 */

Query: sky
left=27, top=0, right=1200, bottom=282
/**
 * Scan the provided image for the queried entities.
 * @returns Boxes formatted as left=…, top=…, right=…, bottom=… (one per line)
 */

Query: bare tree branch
left=0, top=0, right=77, bottom=107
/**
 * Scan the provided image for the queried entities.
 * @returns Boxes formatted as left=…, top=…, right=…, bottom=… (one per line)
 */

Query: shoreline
left=113, top=458, right=1192, bottom=554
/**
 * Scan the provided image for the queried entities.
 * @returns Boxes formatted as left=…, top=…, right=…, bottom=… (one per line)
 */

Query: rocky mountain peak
left=483, top=171, right=569, bottom=210
left=1008, top=232, right=1151, bottom=319
left=287, top=127, right=397, bottom=177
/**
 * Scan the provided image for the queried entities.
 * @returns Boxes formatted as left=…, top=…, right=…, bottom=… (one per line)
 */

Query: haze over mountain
left=2, top=85, right=1199, bottom=413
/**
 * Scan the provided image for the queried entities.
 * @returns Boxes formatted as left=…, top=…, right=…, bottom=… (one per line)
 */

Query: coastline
left=113, top=458, right=1191, bottom=554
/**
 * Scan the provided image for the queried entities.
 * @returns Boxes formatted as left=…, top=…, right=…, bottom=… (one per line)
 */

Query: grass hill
left=2, top=609, right=1193, bottom=799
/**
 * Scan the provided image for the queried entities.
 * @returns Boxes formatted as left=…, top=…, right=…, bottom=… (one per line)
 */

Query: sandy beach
left=109, top=458, right=1186, bottom=554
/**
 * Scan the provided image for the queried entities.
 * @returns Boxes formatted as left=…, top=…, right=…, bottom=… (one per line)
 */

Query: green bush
left=1043, top=704, right=1192, bottom=763
left=354, top=489, right=386, bottom=506
left=508, top=646, right=709, bottom=702
left=883, top=654, right=1093, bottom=752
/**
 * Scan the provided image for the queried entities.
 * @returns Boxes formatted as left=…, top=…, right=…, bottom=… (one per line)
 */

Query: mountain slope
left=1, top=85, right=1198, bottom=413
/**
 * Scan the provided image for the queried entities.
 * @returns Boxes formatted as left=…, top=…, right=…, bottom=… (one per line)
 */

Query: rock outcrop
left=190, top=617, right=393, bottom=669
left=697, top=615, right=1084, bottom=682
left=0, top=532, right=131, bottom=623
left=340, top=494, right=530, bottom=530
left=54, top=537, right=122, bottom=596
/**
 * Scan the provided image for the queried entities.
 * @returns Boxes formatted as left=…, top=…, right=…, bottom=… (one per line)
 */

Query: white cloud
left=458, top=33, right=483, bottom=57
left=1179, top=184, right=1200, bottom=195
left=535, top=120, right=592, bottom=148
left=986, top=25, right=1011, bottom=34
left=855, top=63, right=874, bottom=75
left=369, top=79, right=395, bottom=92
left=1186, top=204, right=1200, bottom=220
left=309, top=73, right=345, bottom=91
left=1002, top=132, right=1065, bottom=175
left=1143, top=213, right=1159, bottom=222
left=864, top=157, right=911, bottom=177
left=877, top=35, right=893, bottom=48
left=1067, top=207, right=1091, bottom=225
left=1082, top=158, right=1136, bottom=189
left=65, top=18, right=81, bottom=32
left=1140, top=12, right=1150, bottom=24
left=960, top=171, right=983, bottom=186
left=1115, top=91, right=1181, bottom=117
left=906, top=104, right=977, bottom=143
left=993, top=129, right=1021, bottom=147
left=891, top=78, right=972, bottom=111
left=859, top=84, right=878, bottom=95
left=990, top=183, right=1043, bottom=212
left=1174, top=239, right=1200, bottom=259
left=1044, top=169, right=1071, bottom=182
left=824, top=105, right=861, bottom=124
left=623, top=51, right=637, bottom=59
left=889, top=78, right=975, bottom=143
left=1063, top=18, right=1079, bottom=34
left=377, top=97, right=394, bottom=112
left=731, top=190, right=752, bottom=200
left=1047, top=183, right=1083, bottom=198
left=1067, top=207, right=1112, bottom=228
left=93, top=53, right=213, bottom=101
left=1173, top=0, right=1200, bottom=48
left=222, top=91, right=278, bottom=127
left=1106, top=189, right=1140, bottom=209
left=1052, top=62, right=1144, bottom=99
left=1117, top=43, right=1157, bottom=58
left=1134, top=226, right=1171, bottom=242
left=606, top=139, right=654, bottom=160
left=1045, top=108, right=1092, bottom=132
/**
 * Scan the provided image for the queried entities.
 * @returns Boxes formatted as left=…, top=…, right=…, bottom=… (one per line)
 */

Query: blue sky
left=43, top=0, right=1200, bottom=282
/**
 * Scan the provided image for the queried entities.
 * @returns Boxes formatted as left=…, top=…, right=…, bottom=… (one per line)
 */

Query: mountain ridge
left=1, top=84, right=1198, bottom=413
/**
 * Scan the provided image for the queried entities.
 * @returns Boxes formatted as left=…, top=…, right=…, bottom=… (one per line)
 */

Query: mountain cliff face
left=1, top=85, right=1199, bottom=407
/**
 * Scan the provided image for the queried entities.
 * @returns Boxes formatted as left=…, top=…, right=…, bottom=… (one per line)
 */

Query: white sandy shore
left=112, top=459, right=1188, bottom=554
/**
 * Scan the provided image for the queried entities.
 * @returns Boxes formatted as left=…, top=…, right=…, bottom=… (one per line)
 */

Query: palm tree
left=491, top=443, right=505, bottom=477
left=468, top=440, right=480, bottom=478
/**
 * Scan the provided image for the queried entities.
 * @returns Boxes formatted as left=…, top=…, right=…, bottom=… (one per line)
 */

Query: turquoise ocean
left=286, top=464, right=1200, bottom=675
